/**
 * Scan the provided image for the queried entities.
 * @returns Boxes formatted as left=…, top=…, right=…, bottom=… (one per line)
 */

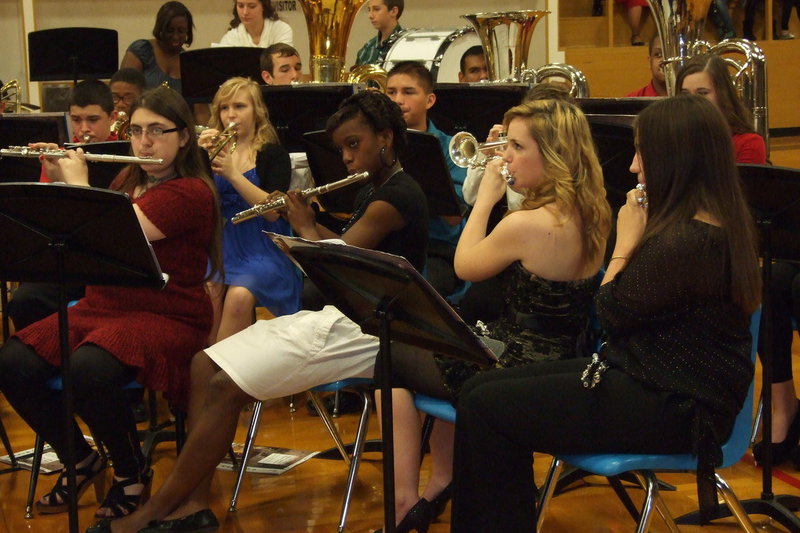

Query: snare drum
left=382, top=28, right=482, bottom=83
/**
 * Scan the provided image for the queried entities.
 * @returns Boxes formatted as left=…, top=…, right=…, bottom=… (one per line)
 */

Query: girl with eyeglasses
left=0, top=86, right=222, bottom=521
left=198, top=77, right=301, bottom=343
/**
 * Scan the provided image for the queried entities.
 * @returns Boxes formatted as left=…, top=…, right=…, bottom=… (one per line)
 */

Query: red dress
left=732, top=132, right=767, bottom=164
left=15, top=176, right=215, bottom=409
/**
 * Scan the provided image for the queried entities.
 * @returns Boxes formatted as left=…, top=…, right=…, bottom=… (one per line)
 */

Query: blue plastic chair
left=228, top=378, right=374, bottom=533
left=535, top=309, right=761, bottom=533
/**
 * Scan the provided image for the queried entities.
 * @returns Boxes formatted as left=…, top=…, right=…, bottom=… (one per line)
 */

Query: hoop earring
left=380, top=146, right=397, bottom=168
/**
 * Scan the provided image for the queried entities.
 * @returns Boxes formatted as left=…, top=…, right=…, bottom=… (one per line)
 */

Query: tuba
left=1, top=80, right=22, bottom=114
left=298, top=0, right=368, bottom=82
left=648, top=0, right=768, bottom=146
left=521, top=63, right=590, bottom=98
left=461, top=11, right=550, bottom=82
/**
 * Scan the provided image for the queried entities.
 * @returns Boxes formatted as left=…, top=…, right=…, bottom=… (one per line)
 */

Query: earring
left=380, top=146, right=397, bottom=168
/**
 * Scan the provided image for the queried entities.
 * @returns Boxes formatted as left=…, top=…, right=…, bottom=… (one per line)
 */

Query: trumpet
left=449, top=131, right=507, bottom=169
left=205, top=122, right=238, bottom=161
left=0, top=146, right=164, bottom=164
left=232, top=171, right=370, bottom=224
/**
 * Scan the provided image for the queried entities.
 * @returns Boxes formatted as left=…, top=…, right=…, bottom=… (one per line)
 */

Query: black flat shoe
left=85, top=518, right=113, bottom=533
left=137, top=509, right=219, bottom=532
left=374, top=498, right=434, bottom=533
left=753, top=399, right=800, bottom=466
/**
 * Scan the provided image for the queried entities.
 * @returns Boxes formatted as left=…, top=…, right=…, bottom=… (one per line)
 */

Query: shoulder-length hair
left=152, top=1, right=195, bottom=47
left=229, top=0, right=279, bottom=29
left=119, top=86, right=223, bottom=280
left=209, top=77, right=279, bottom=158
left=676, top=54, right=754, bottom=135
left=635, top=94, right=761, bottom=313
left=501, top=99, right=611, bottom=266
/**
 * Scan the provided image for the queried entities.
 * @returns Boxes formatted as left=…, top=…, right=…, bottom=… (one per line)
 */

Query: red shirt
left=732, top=132, right=766, bottom=164
left=627, top=80, right=662, bottom=97
left=39, top=132, right=119, bottom=183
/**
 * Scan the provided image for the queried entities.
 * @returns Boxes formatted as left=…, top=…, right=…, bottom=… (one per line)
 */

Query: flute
left=232, top=171, right=370, bottom=224
left=0, top=146, right=164, bottom=165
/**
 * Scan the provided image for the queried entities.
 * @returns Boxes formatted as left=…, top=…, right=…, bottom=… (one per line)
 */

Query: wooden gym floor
left=0, top=136, right=798, bottom=532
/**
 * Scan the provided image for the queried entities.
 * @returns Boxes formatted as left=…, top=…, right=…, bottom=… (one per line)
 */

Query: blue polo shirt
left=426, top=120, right=467, bottom=247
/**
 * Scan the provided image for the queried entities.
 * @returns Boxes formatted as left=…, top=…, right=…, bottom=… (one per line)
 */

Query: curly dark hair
left=326, top=90, right=408, bottom=156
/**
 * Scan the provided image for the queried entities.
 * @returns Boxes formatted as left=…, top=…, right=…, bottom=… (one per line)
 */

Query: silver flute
left=232, top=171, right=370, bottom=224
left=0, top=146, right=164, bottom=164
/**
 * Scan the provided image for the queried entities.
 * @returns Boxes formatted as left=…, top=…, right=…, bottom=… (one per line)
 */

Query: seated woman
left=217, top=0, right=293, bottom=47
left=90, top=90, right=429, bottom=533
left=121, top=1, right=194, bottom=93
left=676, top=54, right=767, bottom=164
left=199, top=77, right=300, bottom=342
left=0, top=86, right=221, bottom=519
left=450, top=94, right=761, bottom=531
left=376, top=98, right=611, bottom=532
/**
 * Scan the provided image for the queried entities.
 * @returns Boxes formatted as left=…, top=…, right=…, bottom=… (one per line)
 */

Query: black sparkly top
left=595, top=219, right=754, bottom=520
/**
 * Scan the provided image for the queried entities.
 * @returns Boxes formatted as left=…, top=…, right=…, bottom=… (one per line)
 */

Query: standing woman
left=199, top=77, right=301, bottom=342
left=218, top=0, right=293, bottom=47
left=677, top=54, right=767, bottom=164
left=121, top=1, right=194, bottom=93
left=0, top=86, right=222, bottom=520
left=450, top=95, right=761, bottom=531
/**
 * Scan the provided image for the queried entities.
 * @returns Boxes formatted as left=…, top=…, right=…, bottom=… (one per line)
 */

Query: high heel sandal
left=94, top=468, right=154, bottom=518
left=753, top=399, right=800, bottom=466
left=36, top=451, right=107, bottom=515
left=429, top=483, right=452, bottom=519
left=375, top=498, right=435, bottom=533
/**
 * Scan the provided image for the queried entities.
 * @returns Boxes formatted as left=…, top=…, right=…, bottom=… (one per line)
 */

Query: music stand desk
left=0, top=183, right=165, bottom=533
left=180, top=47, right=264, bottom=104
left=271, top=235, right=496, bottom=533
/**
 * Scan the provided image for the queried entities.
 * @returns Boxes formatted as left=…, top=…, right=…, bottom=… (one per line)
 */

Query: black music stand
left=64, top=140, right=132, bottom=189
left=303, top=129, right=463, bottom=218
left=262, top=84, right=358, bottom=152
left=0, top=113, right=71, bottom=183
left=269, top=235, right=497, bottom=533
left=0, top=183, right=166, bottom=533
left=180, top=47, right=264, bottom=104
left=28, top=28, right=118, bottom=85
left=676, top=164, right=800, bottom=530
left=429, top=83, right=530, bottom=139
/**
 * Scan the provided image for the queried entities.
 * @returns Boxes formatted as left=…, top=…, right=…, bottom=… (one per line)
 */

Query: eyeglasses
left=112, top=94, right=137, bottom=105
left=126, top=126, right=180, bottom=138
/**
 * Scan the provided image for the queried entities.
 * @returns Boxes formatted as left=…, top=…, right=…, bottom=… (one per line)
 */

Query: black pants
left=760, top=261, right=800, bottom=383
left=451, top=359, right=693, bottom=532
left=0, top=339, right=144, bottom=477
left=6, top=282, right=85, bottom=332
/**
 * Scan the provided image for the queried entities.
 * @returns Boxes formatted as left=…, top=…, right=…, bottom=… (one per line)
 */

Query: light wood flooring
left=1, top=137, right=799, bottom=532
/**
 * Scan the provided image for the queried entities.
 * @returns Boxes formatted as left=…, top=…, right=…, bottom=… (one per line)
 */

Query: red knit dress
left=14, top=176, right=214, bottom=409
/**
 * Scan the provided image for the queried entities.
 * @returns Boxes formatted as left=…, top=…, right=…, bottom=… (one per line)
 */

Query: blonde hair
left=502, top=99, right=611, bottom=264
left=209, top=77, right=280, bottom=158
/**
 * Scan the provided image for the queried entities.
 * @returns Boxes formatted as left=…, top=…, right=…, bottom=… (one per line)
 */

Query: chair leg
left=288, top=393, right=296, bottom=413
left=228, top=400, right=263, bottom=512
left=715, top=473, right=758, bottom=533
left=0, top=416, right=17, bottom=469
left=310, top=391, right=351, bottom=466
left=333, top=390, right=341, bottom=418
left=632, top=471, right=659, bottom=533
left=750, top=394, right=763, bottom=447
left=337, top=389, right=371, bottom=533
left=535, top=457, right=564, bottom=533
left=652, top=488, right=680, bottom=533
left=25, top=434, right=45, bottom=518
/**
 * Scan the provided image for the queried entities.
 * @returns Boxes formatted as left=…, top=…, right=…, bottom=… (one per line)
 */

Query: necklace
left=341, top=166, right=403, bottom=234
left=136, top=171, right=178, bottom=198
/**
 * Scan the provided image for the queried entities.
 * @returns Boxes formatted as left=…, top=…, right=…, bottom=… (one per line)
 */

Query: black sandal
left=36, top=451, right=107, bottom=514
left=94, top=468, right=153, bottom=518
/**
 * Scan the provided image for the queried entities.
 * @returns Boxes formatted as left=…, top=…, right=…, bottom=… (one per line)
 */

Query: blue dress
left=213, top=147, right=301, bottom=317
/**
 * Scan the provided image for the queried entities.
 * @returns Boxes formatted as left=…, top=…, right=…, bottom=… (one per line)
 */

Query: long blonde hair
left=209, top=77, right=280, bottom=158
left=502, top=99, right=611, bottom=264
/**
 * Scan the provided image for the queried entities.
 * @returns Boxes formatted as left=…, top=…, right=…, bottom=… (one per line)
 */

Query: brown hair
left=229, top=0, right=278, bottom=28
left=387, top=61, right=433, bottom=94
left=634, top=94, right=761, bottom=312
left=675, top=54, right=754, bottom=135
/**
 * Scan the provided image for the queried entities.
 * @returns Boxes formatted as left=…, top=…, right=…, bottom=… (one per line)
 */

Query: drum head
left=383, top=28, right=481, bottom=83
